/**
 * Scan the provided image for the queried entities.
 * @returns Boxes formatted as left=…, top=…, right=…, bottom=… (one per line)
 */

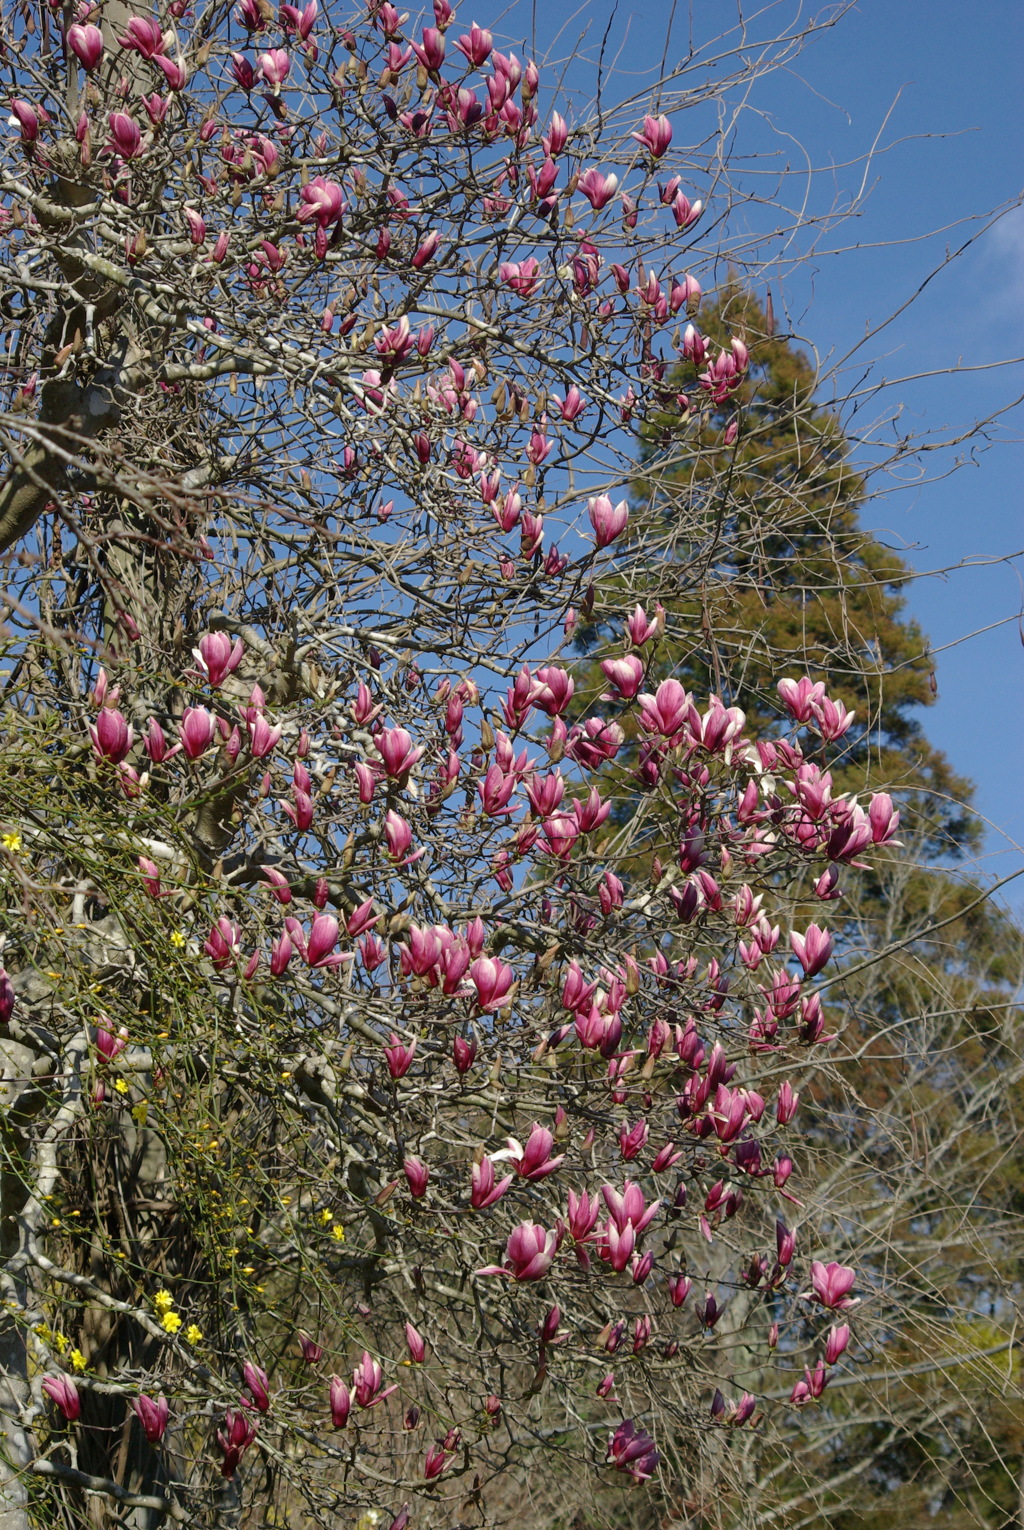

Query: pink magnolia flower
left=229, top=51, right=256, bottom=88
left=352, top=1351, right=397, bottom=1408
left=261, top=868, right=292, bottom=906
left=868, top=792, right=901, bottom=844
left=403, top=1156, right=429, bottom=1198
left=632, top=113, right=672, bottom=157
left=470, top=955, right=514, bottom=1010
left=689, top=697, right=746, bottom=753
left=204, top=918, right=240, bottom=969
left=637, top=678, right=689, bottom=737
left=825, top=1323, right=851, bottom=1363
left=602, top=1218, right=635, bottom=1272
left=607, top=1418, right=659, bottom=1482
left=671, top=191, right=703, bottom=229
left=345, top=899, right=378, bottom=938
left=303, top=914, right=345, bottom=969
left=297, top=177, right=345, bottom=226
left=423, top=1443, right=448, bottom=1480
left=298, top=1332, right=323, bottom=1364
left=668, top=1273, right=691, bottom=1308
left=384, top=1034, right=417, bottom=1079
left=405, top=1323, right=425, bottom=1363
left=218, top=1409, right=258, bottom=1478
left=566, top=1189, right=601, bottom=1242
left=812, top=694, right=856, bottom=741
left=95, top=1025, right=127, bottom=1061
left=807, top=1260, right=857, bottom=1309
left=478, top=1221, right=559, bottom=1281
left=502, top=1123, right=564, bottom=1181
left=790, top=923, right=834, bottom=978
left=531, top=665, right=574, bottom=717
left=353, top=761, right=377, bottom=803
left=600, top=654, right=644, bottom=701
left=0, top=968, right=14, bottom=1027
left=270, top=931, right=293, bottom=976
left=651, top=1141, right=682, bottom=1173
left=194, top=631, right=245, bottom=687
left=602, top=1180, right=660, bottom=1236
left=143, top=718, right=178, bottom=764
left=385, top=811, right=417, bottom=862
left=577, top=168, right=619, bottom=210
left=43, top=1375, right=80, bottom=1422
left=329, top=1376, right=350, bottom=1428
left=627, top=603, right=662, bottom=646
left=258, top=48, right=290, bottom=90
left=107, top=111, right=142, bottom=159
left=630, top=1250, right=654, bottom=1286
left=411, top=26, right=445, bottom=70
left=618, top=1118, right=649, bottom=1161
left=499, top=258, right=542, bottom=298
left=478, top=763, right=517, bottom=817
left=777, top=675, right=825, bottom=722
left=9, top=99, right=45, bottom=143
left=712, top=1388, right=756, bottom=1425
left=411, top=232, right=440, bottom=269
left=587, top=495, right=629, bottom=548
left=776, top=1080, right=800, bottom=1124
left=454, top=22, right=493, bottom=65
left=453, top=1035, right=477, bottom=1073
left=359, top=932, right=387, bottom=971
left=117, top=16, right=165, bottom=55
left=376, top=727, right=424, bottom=778
left=470, top=1156, right=513, bottom=1210
left=599, top=869, right=624, bottom=914
left=67, top=23, right=104, bottom=69
left=776, top=1219, right=797, bottom=1269
left=544, top=111, right=569, bottom=154
left=89, top=709, right=134, bottom=765
left=670, top=274, right=702, bottom=312
left=244, top=1361, right=270, bottom=1412
left=133, top=1393, right=168, bottom=1442
left=154, top=55, right=187, bottom=89
left=178, top=707, right=216, bottom=761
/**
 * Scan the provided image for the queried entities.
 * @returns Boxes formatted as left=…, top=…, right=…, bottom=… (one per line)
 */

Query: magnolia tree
left=0, top=0, right=939, bottom=1526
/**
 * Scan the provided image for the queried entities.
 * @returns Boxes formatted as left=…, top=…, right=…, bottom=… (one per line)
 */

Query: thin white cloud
left=977, top=203, right=1024, bottom=319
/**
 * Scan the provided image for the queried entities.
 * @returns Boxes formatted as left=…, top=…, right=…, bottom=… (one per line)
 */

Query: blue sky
left=742, top=0, right=1024, bottom=901
left=495, top=0, right=1023, bottom=906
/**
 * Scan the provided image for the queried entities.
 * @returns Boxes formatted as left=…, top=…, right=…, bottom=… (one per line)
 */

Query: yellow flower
left=69, top=1349, right=86, bottom=1373
left=53, top=1334, right=68, bottom=1354
left=185, top=1324, right=202, bottom=1345
left=131, top=1102, right=148, bottom=1126
left=153, top=1289, right=174, bottom=1313
left=169, top=931, right=186, bottom=949
left=331, top=1224, right=345, bottom=1242
left=161, top=1310, right=182, bottom=1334
left=1, top=832, right=22, bottom=853
left=319, top=1208, right=333, bottom=1225
left=114, top=1078, right=129, bottom=1095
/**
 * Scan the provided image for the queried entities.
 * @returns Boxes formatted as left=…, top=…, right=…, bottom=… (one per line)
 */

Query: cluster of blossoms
left=39, top=603, right=886, bottom=1502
